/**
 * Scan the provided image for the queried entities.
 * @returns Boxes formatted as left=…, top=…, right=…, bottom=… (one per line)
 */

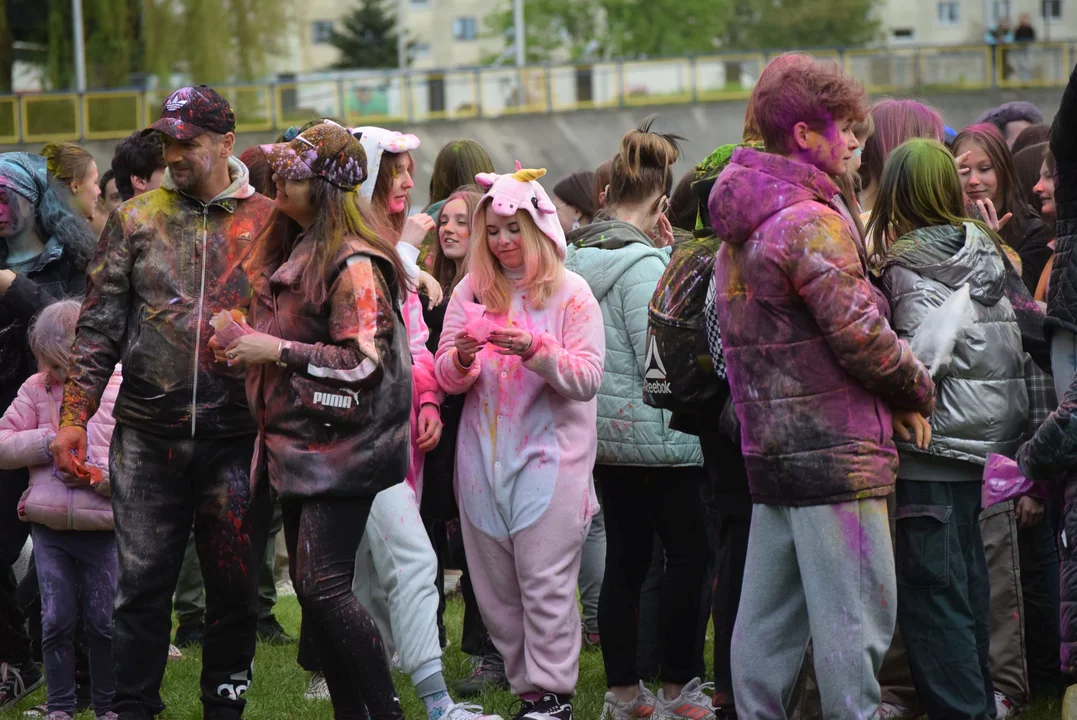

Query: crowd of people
left=0, top=54, right=1076, bottom=720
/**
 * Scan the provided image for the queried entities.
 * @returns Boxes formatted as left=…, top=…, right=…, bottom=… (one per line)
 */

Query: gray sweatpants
left=732, top=497, right=896, bottom=720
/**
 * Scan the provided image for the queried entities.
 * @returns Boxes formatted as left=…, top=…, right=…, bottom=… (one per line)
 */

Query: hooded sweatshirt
left=882, top=223, right=1029, bottom=481
left=62, top=156, right=274, bottom=438
left=565, top=220, right=702, bottom=467
left=710, top=148, right=934, bottom=506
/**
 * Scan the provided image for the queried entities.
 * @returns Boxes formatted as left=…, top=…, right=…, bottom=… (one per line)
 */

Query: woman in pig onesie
left=434, top=165, right=604, bottom=720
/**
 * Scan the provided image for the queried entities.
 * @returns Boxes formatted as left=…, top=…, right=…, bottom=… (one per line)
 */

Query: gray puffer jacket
left=881, top=222, right=1028, bottom=468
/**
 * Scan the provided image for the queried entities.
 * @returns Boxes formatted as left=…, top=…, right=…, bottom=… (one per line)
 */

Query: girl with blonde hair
left=434, top=164, right=605, bottom=720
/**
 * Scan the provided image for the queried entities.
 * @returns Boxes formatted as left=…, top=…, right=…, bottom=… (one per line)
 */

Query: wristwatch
left=276, top=340, right=290, bottom=368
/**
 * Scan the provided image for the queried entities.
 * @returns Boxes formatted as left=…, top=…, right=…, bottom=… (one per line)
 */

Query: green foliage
left=724, top=0, right=882, bottom=50
left=483, top=0, right=605, bottom=64
left=330, top=0, right=414, bottom=70
left=2, top=0, right=288, bottom=91
left=483, top=0, right=880, bottom=64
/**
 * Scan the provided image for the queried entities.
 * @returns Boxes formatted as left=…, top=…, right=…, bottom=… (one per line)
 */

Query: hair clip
left=283, top=126, right=300, bottom=142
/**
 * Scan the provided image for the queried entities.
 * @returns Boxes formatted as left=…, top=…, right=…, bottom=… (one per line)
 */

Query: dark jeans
left=895, top=479, right=993, bottom=720
left=1018, top=508, right=1064, bottom=698
left=282, top=495, right=402, bottom=720
left=597, top=464, right=709, bottom=687
left=0, top=466, right=32, bottom=667
left=108, top=424, right=270, bottom=720
left=31, top=525, right=117, bottom=716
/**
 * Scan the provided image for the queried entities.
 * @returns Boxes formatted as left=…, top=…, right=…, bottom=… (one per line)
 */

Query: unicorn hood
left=351, top=126, right=421, bottom=201
left=475, top=164, right=567, bottom=260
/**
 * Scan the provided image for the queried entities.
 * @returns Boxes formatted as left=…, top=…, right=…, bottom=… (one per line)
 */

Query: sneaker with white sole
left=305, top=671, right=331, bottom=700
left=445, top=702, right=505, bottom=720
left=602, top=683, right=658, bottom=720
left=875, top=702, right=916, bottom=719
left=994, top=691, right=1023, bottom=719
left=656, top=678, right=716, bottom=720
left=513, top=693, right=573, bottom=720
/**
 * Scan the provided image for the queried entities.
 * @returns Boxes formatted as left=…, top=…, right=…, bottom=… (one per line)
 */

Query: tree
left=483, top=0, right=605, bottom=64
left=330, top=0, right=414, bottom=70
left=724, top=0, right=881, bottom=50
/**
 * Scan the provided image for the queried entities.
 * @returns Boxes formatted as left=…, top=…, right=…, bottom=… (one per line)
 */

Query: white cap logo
left=164, top=92, right=189, bottom=112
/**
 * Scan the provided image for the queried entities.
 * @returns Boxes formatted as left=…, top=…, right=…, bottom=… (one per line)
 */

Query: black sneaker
left=256, top=616, right=294, bottom=645
left=514, top=693, right=572, bottom=720
left=455, top=653, right=509, bottom=696
left=0, top=661, right=44, bottom=709
left=173, top=622, right=205, bottom=649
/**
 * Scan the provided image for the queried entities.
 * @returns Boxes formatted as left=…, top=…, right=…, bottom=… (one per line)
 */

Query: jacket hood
left=163, top=156, right=256, bottom=204
left=709, top=147, right=841, bottom=247
left=564, top=220, right=666, bottom=303
left=885, top=222, right=1006, bottom=305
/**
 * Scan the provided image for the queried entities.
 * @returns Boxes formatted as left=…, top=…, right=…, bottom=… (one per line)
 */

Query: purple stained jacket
left=710, top=148, right=934, bottom=506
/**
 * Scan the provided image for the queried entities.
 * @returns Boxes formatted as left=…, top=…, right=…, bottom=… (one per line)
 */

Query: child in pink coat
left=0, top=299, right=121, bottom=720
left=434, top=165, right=605, bottom=720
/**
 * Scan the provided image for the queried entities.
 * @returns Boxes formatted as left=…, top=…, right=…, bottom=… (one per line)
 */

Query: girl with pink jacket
left=434, top=165, right=605, bottom=720
left=0, top=299, right=121, bottom=720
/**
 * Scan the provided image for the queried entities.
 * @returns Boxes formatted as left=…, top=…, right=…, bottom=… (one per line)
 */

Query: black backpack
left=642, top=143, right=748, bottom=415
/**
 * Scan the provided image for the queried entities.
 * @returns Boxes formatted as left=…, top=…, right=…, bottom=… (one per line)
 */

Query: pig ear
left=534, top=195, right=556, bottom=214
left=475, top=172, right=498, bottom=188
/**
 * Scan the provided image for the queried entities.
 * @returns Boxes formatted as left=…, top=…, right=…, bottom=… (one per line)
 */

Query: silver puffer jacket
left=881, top=222, right=1028, bottom=466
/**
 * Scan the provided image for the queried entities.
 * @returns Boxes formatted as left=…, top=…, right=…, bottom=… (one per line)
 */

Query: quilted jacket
left=0, top=368, right=120, bottom=530
left=881, top=223, right=1028, bottom=468
left=711, top=147, right=934, bottom=506
left=565, top=220, right=702, bottom=467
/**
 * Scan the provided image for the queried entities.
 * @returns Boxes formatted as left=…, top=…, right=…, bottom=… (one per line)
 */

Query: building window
left=1043, top=0, right=1063, bottom=20
left=411, top=43, right=432, bottom=59
left=891, top=28, right=915, bottom=41
left=937, top=1, right=959, bottom=24
left=992, top=0, right=1012, bottom=21
left=312, top=20, right=334, bottom=45
left=453, top=17, right=478, bottom=40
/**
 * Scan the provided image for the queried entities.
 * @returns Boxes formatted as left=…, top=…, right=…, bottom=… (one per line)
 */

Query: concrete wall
left=1, top=86, right=1064, bottom=208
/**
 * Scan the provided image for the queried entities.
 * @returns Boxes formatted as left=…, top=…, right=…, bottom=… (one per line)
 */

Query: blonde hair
left=29, top=300, right=82, bottom=375
left=469, top=208, right=563, bottom=314
left=432, top=187, right=482, bottom=294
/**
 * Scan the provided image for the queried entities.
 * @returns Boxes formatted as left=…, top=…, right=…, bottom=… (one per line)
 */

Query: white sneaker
left=994, top=691, right=1022, bottom=719
left=602, top=684, right=659, bottom=720
left=656, top=678, right=716, bottom=720
left=305, top=671, right=331, bottom=700
left=167, top=644, right=183, bottom=661
left=875, top=703, right=915, bottom=719
left=445, top=701, right=504, bottom=720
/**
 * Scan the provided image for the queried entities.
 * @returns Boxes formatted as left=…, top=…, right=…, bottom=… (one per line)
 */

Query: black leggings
left=597, top=465, right=709, bottom=687
left=281, top=496, right=402, bottom=720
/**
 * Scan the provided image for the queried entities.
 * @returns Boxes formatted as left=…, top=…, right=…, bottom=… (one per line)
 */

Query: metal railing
left=0, top=42, right=1071, bottom=145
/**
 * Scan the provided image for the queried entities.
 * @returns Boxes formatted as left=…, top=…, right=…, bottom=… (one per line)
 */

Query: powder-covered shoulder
left=561, top=269, right=597, bottom=300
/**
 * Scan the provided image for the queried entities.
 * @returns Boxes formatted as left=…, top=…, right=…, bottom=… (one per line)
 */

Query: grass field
left=0, top=593, right=1065, bottom=719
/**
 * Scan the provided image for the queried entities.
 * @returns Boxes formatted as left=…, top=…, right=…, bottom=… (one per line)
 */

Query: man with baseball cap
left=51, top=85, right=274, bottom=720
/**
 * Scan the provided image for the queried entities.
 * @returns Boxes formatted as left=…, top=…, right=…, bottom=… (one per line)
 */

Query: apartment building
left=296, top=0, right=505, bottom=72
left=880, top=0, right=1077, bottom=45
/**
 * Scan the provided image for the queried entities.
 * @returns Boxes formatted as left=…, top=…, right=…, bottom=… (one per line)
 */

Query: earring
left=571, top=216, right=580, bottom=231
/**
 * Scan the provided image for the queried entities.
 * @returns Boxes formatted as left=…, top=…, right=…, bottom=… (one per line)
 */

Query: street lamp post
left=513, top=0, right=525, bottom=66
left=72, top=0, right=87, bottom=91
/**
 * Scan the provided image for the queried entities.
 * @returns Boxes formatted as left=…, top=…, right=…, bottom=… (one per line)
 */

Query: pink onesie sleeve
left=402, top=290, right=443, bottom=408
left=435, top=281, right=482, bottom=395
left=522, top=285, right=605, bottom=402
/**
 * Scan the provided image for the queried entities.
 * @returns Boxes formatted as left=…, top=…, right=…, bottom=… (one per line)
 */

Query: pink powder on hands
left=461, top=301, right=502, bottom=343
left=211, top=309, right=253, bottom=347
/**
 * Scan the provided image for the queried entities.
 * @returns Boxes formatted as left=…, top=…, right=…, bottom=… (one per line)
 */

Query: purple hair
left=858, top=98, right=944, bottom=191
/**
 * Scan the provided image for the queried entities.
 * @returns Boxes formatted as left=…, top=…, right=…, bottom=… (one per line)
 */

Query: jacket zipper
left=191, top=206, right=209, bottom=439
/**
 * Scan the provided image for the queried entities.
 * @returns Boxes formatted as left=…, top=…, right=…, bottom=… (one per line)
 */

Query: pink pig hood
left=475, top=163, right=567, bottom=259
left=351, top=125, right=421, bottom=200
